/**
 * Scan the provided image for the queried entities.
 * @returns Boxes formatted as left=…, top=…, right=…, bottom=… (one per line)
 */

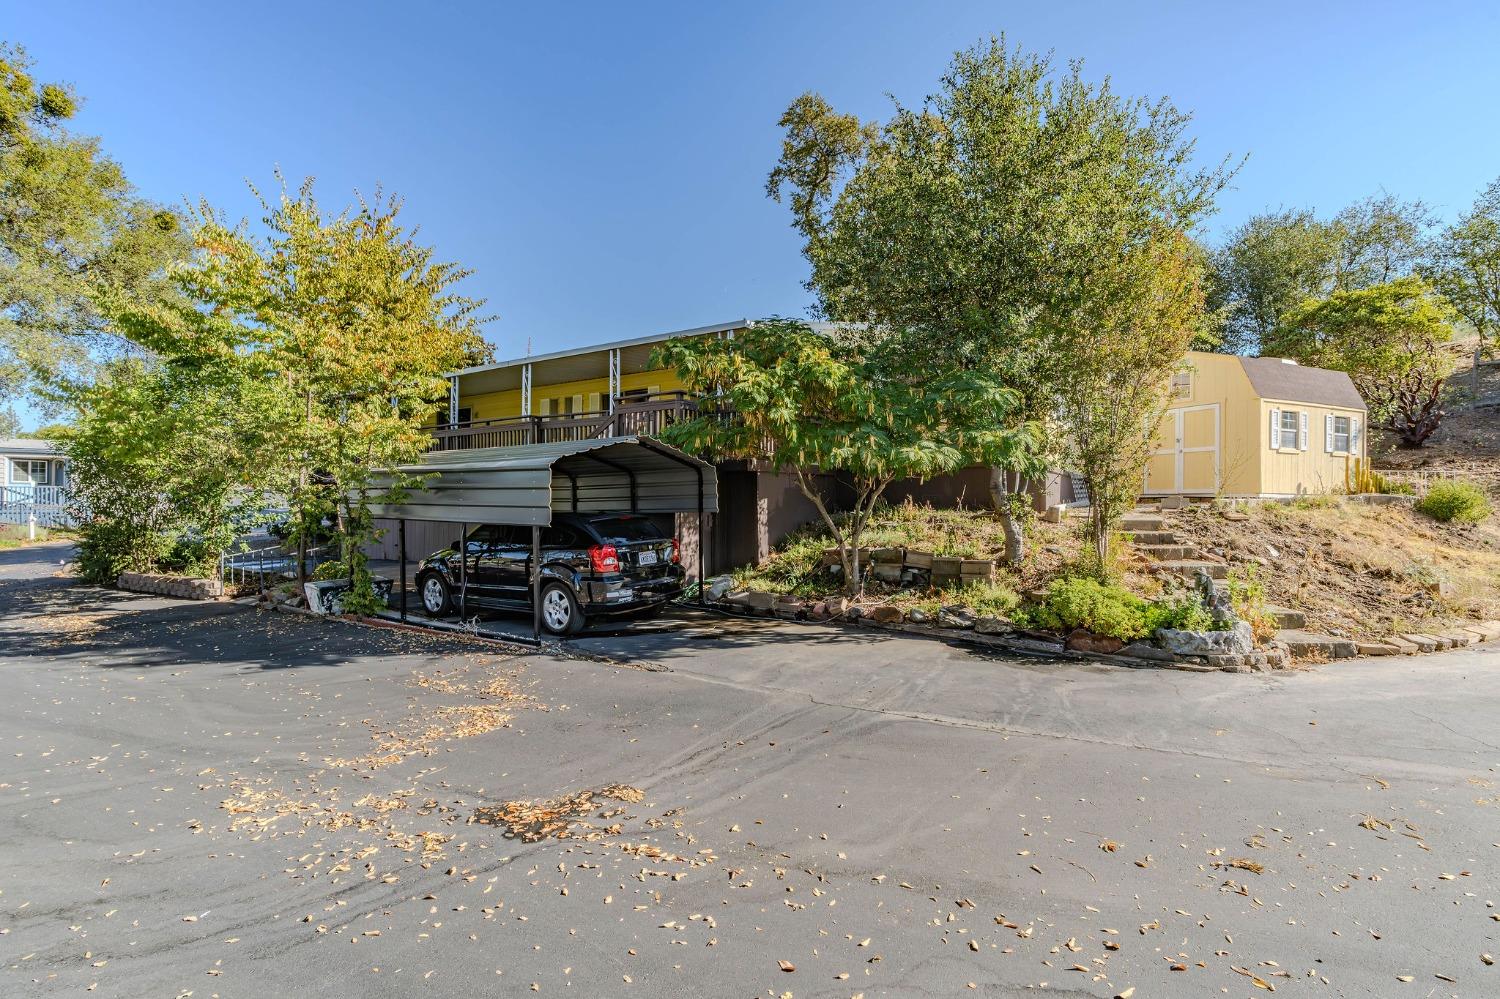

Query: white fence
left=0, top=485, right=75, bottom=529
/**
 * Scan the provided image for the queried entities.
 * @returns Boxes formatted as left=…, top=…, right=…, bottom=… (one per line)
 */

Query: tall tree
left=767, top=37, right=1233, bottom=562
left=1426, top=175, right=1500, bottom=392
left=0, top=44, right=188, bottom=404
left=1280, top=276, right=1457, bottom=447
left=108, top=178, right=493, bottom=599
left=1209, top=209, right=1341, bottom=355
left=656, top=318, right=1031, bottom=595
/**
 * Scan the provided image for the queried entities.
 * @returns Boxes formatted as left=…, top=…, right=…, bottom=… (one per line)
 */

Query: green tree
left=1426, top=176, right=1500, bottom=392
left=111, top=177, right=493, bottom=600
left=1280, top=277, right=1457, bottom=447
left=1056, top=233, right=1213, bottom=573
left=1210, top=209, right=1341, bottom=354
left=0, top=44, right=188, bottom=403
left=766, top=38, right=1234, bottom=563
left=655, top=318, right=1031, bottom=595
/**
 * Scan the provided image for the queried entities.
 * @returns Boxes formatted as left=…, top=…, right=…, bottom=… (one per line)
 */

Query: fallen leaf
left=777, top=959, right=795, bottom=973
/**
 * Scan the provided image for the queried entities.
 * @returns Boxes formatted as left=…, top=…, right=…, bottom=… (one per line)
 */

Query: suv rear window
left=588, top=515, right=664, bottom=544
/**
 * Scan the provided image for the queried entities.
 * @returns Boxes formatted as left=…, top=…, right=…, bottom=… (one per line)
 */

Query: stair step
left=1124, top=530, right=1178, bottom=545
left=1137, top=544, right=1200, bottom=561
left=1150, top=560, right=1228, bottom=580
left=1278, top=629, right=1358, bottom=659
left=1120, top=516, right=1165, bottom=531
left=1266, top=605, right=1306, bottom=629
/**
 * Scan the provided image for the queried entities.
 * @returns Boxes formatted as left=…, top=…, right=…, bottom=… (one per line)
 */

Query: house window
left=1171, top=369, right=1192, bottom=400
left=1332, top=415, right=1351, bottom=453
left=9, top=459, right=50, bottom=485
left=1279, top=410, right=1300, bottom=450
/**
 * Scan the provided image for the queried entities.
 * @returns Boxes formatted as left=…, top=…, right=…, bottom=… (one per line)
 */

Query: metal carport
left=364, top=436, right=719, bottom=640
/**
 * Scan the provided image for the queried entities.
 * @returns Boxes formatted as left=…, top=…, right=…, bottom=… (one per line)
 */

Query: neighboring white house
left=1, top=438, right=73, bottom=527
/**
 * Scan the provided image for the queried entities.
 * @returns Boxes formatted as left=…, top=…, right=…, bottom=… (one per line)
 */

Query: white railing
left=0, top=484, right=76, bottom=528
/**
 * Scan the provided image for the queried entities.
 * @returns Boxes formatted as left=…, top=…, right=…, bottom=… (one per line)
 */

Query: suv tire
left=539, top=581, right=584, bottom=636
left=419, top=574, right=452, bottom=617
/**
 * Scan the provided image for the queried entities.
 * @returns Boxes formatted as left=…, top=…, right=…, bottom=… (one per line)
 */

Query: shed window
left=1332, top=415, right=1351, bottom=453
left=1279, top=410, right=1299, bottom=450
left=1171, top=369, right=1192, bottom=400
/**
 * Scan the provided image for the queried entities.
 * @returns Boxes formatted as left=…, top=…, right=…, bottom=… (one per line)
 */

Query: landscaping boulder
left=937, top=605, right=977, bottom=630
left=728, top=590, right=777, bottom=612
left=774, top=596, right=805, bottom=619
left=973, top=616, right=1013, bottom=635
left=1065, top=629, right=1125, bottom=655
left=1156, top=621, right=1254, bottom=656
left=824, top=596, right=851, bottom=617
left=704, top=575, right=736, bottom=600
left=867, top=605, right=903, bottom=625
left=905, top=608, right=931, bottom=625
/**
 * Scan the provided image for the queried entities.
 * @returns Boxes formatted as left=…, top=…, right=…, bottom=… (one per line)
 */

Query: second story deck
left=429, top=392, right=704, bottom=451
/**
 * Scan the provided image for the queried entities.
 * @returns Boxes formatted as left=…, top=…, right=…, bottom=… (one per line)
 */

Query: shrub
left=943, top=579, right=1021, bottom=618
left=1415, top=479, right=1491, bottom=524
left=76, top=521, right=172, bottom=585
left=311, top=559, right=350, bottom=582
left=1142, top=588, right=1217, bottom=634
left=160, top=536, right=217, bottom=577
left=1016, top=577, right=1148, bottom=642
left=1226, top=565, right=1278, bottom=645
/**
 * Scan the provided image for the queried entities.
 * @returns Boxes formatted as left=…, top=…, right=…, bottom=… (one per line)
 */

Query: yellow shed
left=1144, top=351, right=1368, bottom=499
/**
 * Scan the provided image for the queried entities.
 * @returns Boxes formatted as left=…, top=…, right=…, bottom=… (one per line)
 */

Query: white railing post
left=608, top=349, right=620, bottom=413
left=28, top=509, right=36, bottom=541
left=521, top=363, right=532, bottom=416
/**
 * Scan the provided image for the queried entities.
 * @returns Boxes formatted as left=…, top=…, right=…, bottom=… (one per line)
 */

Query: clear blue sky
left=10, top=1, right=1500, bottom=426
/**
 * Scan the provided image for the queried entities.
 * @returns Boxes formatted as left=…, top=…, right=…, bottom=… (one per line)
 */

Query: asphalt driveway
left=3, top=543, right=1498, bottom=997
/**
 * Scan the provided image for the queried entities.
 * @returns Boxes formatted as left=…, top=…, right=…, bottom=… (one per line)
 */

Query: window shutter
left=1299, top=411, right=1309, bottom=451
left=648, top=384, right=661, bottom=397
left=1350, top=416, right=1361, bottom=454
left=587, top=392, right=601, bottom=413
left=572, top=394, right=583, bottom=414
left=1269, top=409, right=1280, bottom=449
left=1324, top=414, right=1334, bottom=453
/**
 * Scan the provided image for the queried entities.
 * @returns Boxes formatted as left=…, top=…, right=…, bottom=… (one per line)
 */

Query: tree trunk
left=989, top=466, right=1026, bottom=564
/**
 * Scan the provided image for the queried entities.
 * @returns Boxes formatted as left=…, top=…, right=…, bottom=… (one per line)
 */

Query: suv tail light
left=670, top=538, right=681, bottom=564
left=588, top=544, right=619, bottom=573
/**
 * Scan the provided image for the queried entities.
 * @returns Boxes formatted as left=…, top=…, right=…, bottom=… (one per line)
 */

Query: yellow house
left=1144, top=351, right=1368, bottom=499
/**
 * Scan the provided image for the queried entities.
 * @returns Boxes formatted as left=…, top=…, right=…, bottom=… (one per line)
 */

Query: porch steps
left=1126, top=530, right=1178, bottom=545
left=1120, top=515, right=1165, bottom=532
left=1135, top=543, right=1198, bottom=561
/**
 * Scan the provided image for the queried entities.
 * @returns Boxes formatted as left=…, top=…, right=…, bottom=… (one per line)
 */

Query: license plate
left=637, top=550, right=658, bottom=566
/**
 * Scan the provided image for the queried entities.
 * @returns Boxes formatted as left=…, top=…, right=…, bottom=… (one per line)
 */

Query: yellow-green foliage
left=1415, top=479, right=1492, bottom=523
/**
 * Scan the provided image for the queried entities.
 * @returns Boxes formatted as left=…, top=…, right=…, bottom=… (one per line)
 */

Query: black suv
left=414, top=513, right=685, bottom=635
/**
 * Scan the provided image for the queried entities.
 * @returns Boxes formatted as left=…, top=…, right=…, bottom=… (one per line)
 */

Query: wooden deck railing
left=428, top=392, right=704, bottom=451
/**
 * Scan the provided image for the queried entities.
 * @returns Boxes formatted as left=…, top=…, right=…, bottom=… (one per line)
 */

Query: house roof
left=0, top=438, right=62, bottom=456
left=1237, top=357, right=1366, bottom=411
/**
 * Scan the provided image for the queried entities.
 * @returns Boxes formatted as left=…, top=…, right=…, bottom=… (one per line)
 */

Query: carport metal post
left=399, top=518, right=408, bottom=623
left=459, top=521, right=467, bottom=620
left=531, top=525, right=542, bottom=640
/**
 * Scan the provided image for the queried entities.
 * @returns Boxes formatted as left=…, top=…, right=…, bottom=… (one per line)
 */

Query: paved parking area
left=3, top=544, right=1499, bottom=997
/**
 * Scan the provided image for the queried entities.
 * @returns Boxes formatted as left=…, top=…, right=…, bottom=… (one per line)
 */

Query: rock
left=973, top=616, right=1012, bottom=635
left=1042, top=504, right=1065, bottom=524
left=844, top=605, right=865, bottom=621
left=1156, top=622, right=1254, bottom=656
left=824, top=596, right=850, bottom=617
left=1065, top=629, right=1125, bottom=655
left=1357, top=642, right=1401, bottom=656
left=867, top=605, right=903, bottom=625
left=736, top=590, right=776, bottom=612
left=774, top=597, right=804, bottom=619
left=905, top=608, right=931, bottom=625
left=704, top=575, right=736, bottom=600
left=937, top=605, right=977, bottom=629
left=118, top=571, right=224, bottom=601
left=1118, top=641, right=1178, bottom=662
left=1220, top=511, right=1250, bottom=522
left=807, top=601, right=828, bottom=620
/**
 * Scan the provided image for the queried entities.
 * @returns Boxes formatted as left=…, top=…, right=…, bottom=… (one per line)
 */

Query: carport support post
left=696, top=466, right=706, bottom=605
left=398, top=518, right=407, bottom=623
left=459, top=521, right=467, bottom=621
left=531, top=525, right=542, bottom=640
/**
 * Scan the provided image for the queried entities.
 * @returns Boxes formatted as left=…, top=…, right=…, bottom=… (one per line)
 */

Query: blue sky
left=9, top=1, right=1500, bottom=425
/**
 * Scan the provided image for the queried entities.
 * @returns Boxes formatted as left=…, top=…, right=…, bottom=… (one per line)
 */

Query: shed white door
left=1143, top=404, right=1219, bottom=495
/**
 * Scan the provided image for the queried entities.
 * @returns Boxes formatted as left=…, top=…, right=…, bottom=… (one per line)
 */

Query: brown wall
left=882, top=467, right=1072, bottom=512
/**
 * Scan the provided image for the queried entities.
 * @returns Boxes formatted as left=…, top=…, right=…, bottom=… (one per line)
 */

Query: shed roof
left=1238, top=357, right=1366, bottom=411
left=363, top=436, right=718, bottom=526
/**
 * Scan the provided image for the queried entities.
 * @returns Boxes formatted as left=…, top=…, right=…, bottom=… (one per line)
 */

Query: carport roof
left=364, top=435, right=718, bottom=526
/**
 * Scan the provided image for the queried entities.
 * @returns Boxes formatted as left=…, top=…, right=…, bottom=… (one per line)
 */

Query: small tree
left=1057, top=233, right=1211, bottom=575
left=655, top=319, right=1031, bottom=596
left=1280, top=277, right=1457, bottom=447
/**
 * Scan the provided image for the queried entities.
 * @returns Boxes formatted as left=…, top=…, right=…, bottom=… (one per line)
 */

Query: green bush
left=160, top=536, right=217, bottom=577
left=1142, top=589, right=1217, bottom=633
left=1415, top=480, right=1491, bottom=524
left=1015, top=577, right=1149, bottom=642
left=311, top=559, right=350, bottom=582
left=944, top=579, right=1021, bottom=618
left=76, top=521, right=173, bottom=585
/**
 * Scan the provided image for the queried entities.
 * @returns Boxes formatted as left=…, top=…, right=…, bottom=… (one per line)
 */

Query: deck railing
left=429, top=392, right=703, bottom=451
left=0, top=484, right=75, bottom=528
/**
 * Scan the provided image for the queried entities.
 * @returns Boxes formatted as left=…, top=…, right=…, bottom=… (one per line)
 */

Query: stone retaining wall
left=117, top=571, right=224, bottom=600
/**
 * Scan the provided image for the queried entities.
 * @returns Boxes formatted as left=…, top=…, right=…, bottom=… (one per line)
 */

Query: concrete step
left=1136, top=543, right=1201, bottom=561
left=1265, top=605, right=1306, bottom=629
left=1120, top=515, right=1165, bottom=532
left=1123, top=530, right=1179, bottom=545
left=1150, top=560, right=1228, bottom=580
left=1277, top=629, right=1359, bottom=659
